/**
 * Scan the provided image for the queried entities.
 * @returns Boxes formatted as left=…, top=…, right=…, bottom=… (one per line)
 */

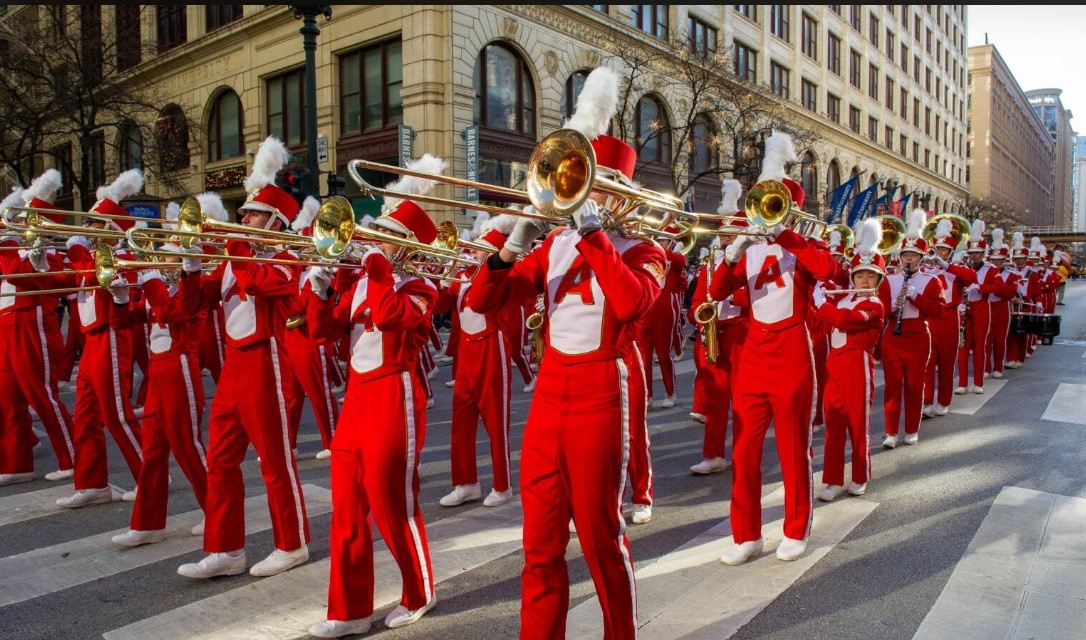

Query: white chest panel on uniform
left=77, top=288, right=97, bottom=327
left=348, top=274, right=417, bottom=373
left=546, top=232, right=608, bottom=356
left=888, top=272, right=933, bottom=319
left=745, top=243, right=796, bottom=324
left=457, top=281, right=488, bottom=335
left=966, top=264, right=993, bottom=303
left=0, top=280, right=13, bottom=310
left=830, top=293, right=861, bottom=349
left=221, top=263, right=259, bottom=340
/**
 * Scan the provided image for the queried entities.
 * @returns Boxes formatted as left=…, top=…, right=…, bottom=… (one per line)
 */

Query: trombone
left=819, top=223, right=855, bottom=257
left=6, top=205, right=168, bottom=226
left=2, top=209, right=131, bottom=245
left=0, top=242, right=163, bottom=297
left=744, top=179, right=827, bottom=238
left=871, top=215, right=907, bottom=256
left=129, top=197, right=314, bottom=252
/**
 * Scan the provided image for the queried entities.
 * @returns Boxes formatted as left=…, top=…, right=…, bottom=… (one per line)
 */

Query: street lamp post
left=290, top=5, right=332, bottom=198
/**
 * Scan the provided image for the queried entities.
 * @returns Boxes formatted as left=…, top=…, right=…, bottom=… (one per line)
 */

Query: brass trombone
left=129, top=197, right=315, bottom=252
left=6, top=205, right=168, bottom=225
left=744, top=179, right=827, bottom=238
left=0, top=242, right=163, bottom=297
left=2, top=209, right=130, bottom=245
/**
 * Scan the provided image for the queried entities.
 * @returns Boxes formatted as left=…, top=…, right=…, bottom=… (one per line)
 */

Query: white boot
left=45, top=468, right=74, bottom=481
left=688, top=412, right=705, bottom=424
left=816, top=485, right=844, bottom=502
left=0, top=472, right=34, bottom=486
left=112, top=529, right=166, bottom=548
left=308, top=618, right=373, bottom=638
left=122, top=487, right=138, bottom=502
left=660, top=394, right=676, bottom=408
left=882, top=434, right=898, bottom=449
left=903, top=432, right=919, bottom=445
left=444, top=379, right=455, bottom=388
left=523, top=378, right=536, bottom=393
left=720, top=538, right=764, bottom=566
left=384, top=598, right=437, bottom=628
left=177, top=550, right=247, bottom=579
left=847, top=481, right=867, bottom=496
left=631, top=504, right=652, bottom=524
left=249, top=545, right=309, bottom=577
left=439, top=483, right=481, bottom=507
left=56, top=487, right=113, bottom=508
left=483, top=488, right=512, bottom=507
left=690, top=457, right=729, bottom=475
left=776, top=536, right=808, bottom=561
left=425, top=397, right=435, bottom=409
left=993, top=371, right=1003, bottom=379
left=972, top=386, right=984, bottom=394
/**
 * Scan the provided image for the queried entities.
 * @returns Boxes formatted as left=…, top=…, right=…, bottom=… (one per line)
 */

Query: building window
left=924, top=148, right=930, bottom=167
left=53, top=143, right=74, bottom=199
left=800, top=152, right=819, bottom=211
left=87, top=132, right=106, bottom=189
left=473, top=43, right=535, bottom=137
left=869, top=14, right=879, bottom=46
left=914, top=14, right=921, bottom=38
left=208, top=90, right=243, bottom=162
left=828, top=5, right=841, bottom=16
left=341, top=39, right=403, bottom=135
left=157, top=5, right=187, bottom=53
left=687, top=15, right=717, bottom=57
left=770, top=5, right=790, bottom=42
left=689, top=114, right=717, bottom=174
left=886, top=30, right=895, bottom=61
left=206, top=5, right=243, bottom=32
left=827, top=34, right=841, bottom=75
left=801, top=79, right=817, bottom=112
left=899, top=133, right=907, bottom=157
left=801, top=13, right=817, bottom=59
left=632, top=4, right=668, bottom=40
left=868, top=117, right=878, bottom=142
left=849, top=49, right=861, bottom=88
left=734, top=42, right=756, bottom=82
left=635, top=95, right=671, bottom=164
left=80, top=5, right=102, bottom=82
left=267, top=68, right=306, bottom=147
left=770, top=61, right=789, bottom=99
left=926, top=27, right=932, bottom=53
left=828, top=93, right=841, bottom=123
left=885, top=78, right=895, bottom=112
left=884, top=125, right=893, bottom=149
left=900, top=88, right=908, bottom=120
left=868, top=64, right=878, bottom=100
left=900, top=43, right=908, bottom=71
left=116, top=5, right=141, bottom=71
left=850, top=5, right=861, bottom=31
left=156, top=104, right=190, bottom=172
left=562, top=70, right=590, bottom=119
left=913, top=97, right=919, bottom=127
left=912, top=141, right=919, bottom=162
left=925, top=106, right=931, bottom=135
left=913, top=55, right=920, bottom=83
left=849, top=105, right=861, bottom=133
left=119, top=122, right=143, bottom=172
left=735, top=5, right=756, bottom=22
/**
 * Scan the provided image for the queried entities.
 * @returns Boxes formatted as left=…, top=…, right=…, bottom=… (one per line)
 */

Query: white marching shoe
left=177, top=550, right=247, bottom=579
left=935, top=404, right=950, bottom=416
left=425, top=397, right=435, bottom=409
left=483, top=488, right=512, bottom=507
left=523, top=378, right=536, bottom=393
left=812, top=423, right=823, bottom=434
left=720, top=538, right=763, bottom=566
left=922, top=404, right=936, bottom=418
left=690, top=457, right=729, bottom=475
left=308, top=617, right=373, bottom=638
left=250, top=545, right=309, bottom=577
left=112, top=529, right=166, bottom=548
left=444, top=379, right=455, bottom=388
left=954, top=386, right=966, bottom=395
left=315, top=449, right=332, bottom=460
left=816, top=485, right=844, bottom=502
left=568, top=518, right=577, bottom=534
left=191, top=518, right=205, bottom=536
left=630, top=504, right=652, bottom=524
left=776, top=536, right=809, bottom=561
left=847, top=481, right=867, bottom=496
left=0, top=472, right=34, bottom=486
left=971, top=386, right=984, bottom=394
left=439, top=483, right=481, bottom=507
left=689, top=412, right=705, bottom=424
left=659, top=395, right=676, bottom=408
left=993, top=371, right=1003, bottom=379
left=882, top=435, right=898, bottom=449
left=384, top=598, right=436, bottom=629
left=56, top=487, right=112, bottom=508
left=45, top=468, right=74, bottom=481
left=903, top=433, right=919, bottom=445
left=122, top=487, right=138, bottom=502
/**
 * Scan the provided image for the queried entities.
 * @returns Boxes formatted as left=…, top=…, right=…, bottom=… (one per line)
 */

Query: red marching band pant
left=0, top=306, right=76, bottom=474
left=627, top=344, right=653, bottom=507
left=881, top=324, right=931, bottom=437
left=326, top=371, right=435, bottom=621
left=198, top=309, right=226, bottom=383
left=449, top=331, right=512, bottom=493
left=695, top=322, right=747, bottom=460
left=821, top=350, right=875, bottom=486
left=202, top=338, right=310, bottom=553
left=957, top=300, right=990, bottom=388
left=637, top=306, right=677, bottom=399
left=130, top=352, right=208, bottom=531
left=924, top=312, right=960, bottom=407
left=986, top=300, right=1011, bottom=374
left=284, top=327, right=340, bottom=451
left=729, top=324, right=815, bottom=544
left=810, top=328, right=830, bottom=426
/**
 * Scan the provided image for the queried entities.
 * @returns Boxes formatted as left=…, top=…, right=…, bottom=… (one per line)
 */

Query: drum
left=1010, top=312, right=1031, bottom=335
left=1032, top=313, right=1061, bottom=345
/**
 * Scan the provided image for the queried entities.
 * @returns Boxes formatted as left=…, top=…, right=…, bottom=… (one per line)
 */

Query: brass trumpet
left=693, top=302, right=719, bottom=363
left=744, top=179, right=827, bottom=238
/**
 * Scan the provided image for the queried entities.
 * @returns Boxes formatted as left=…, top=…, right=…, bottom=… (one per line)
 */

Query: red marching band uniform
left=982, top=231, right=1018, bottom=378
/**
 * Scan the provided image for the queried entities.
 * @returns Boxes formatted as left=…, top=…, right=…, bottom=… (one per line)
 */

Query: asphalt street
left=1, top=281, right=1084, bottom=640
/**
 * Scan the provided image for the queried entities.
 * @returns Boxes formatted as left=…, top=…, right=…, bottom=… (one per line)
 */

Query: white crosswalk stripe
left=0, top=484, right=331, bottom=608
left=1041, top=383, right=1086, bottom=424
left=947, top=379, right=1007, bottom=415
left=0, top=485, right=121, bottom=528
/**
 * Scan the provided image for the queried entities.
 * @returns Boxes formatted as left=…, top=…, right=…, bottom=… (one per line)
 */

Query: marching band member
left=57, top=169, right=147, bottom=508
left=1039, top=245, right=1061, bottom=315
left=982, top=231, right=1017, bottom=378
left=956, top=222, right=999, bottom=394
left=467, top=67, right=664, bottom=639
left=436, top=220, right=515, bottom=509
left=815, top=217, right=886, bottom=501
left=0, top=173, right=77, bottom=485
left=711, top=132, right=837, bottom=566
left=637, top=230, right=686, bottom=408
left=878, top=209, right=944, bottom=448
left=921, top=218, right=976, bottom=416
left=177, top=138, right=310, bottom=579
left=687, top=180, right=749, bottom=475
left=809, top=231, right=849, bottom=432
left=305, top=158, right=445, bottom=637
left=1006, top=233, right=1039, bottom=368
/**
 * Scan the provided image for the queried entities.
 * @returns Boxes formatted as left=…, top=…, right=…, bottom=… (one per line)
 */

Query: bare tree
left=0, top=6, right=195, bottom=208
left=956, top=194, right=1029, bottom=230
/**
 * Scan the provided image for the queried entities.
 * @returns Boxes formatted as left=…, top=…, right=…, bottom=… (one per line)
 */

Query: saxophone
left=525, top=295, right=545, bottom=363
left=892, top=267, right=915, bottom=336
left=694, top=248, right=720, bottom=363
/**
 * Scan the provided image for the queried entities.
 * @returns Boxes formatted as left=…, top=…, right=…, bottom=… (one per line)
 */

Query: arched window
left=562, top=70, right=590, bottom=120
left=118, top=122, right=143, bottom=172
left=800, top=151, right=819, bottom=211
left=826, top=159, right=841, bottom=196
left=208, top=90, right=243, bottom=162
left=156, top=104, right=190, bottom=172
left=636, top=95, right=671, bottom=164
left=473, top=43, right=535, bottom=136
left=689, top=114, right=717, bottom=174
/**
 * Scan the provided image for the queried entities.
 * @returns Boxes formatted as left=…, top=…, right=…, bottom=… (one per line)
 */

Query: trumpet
left=744, top=179, right=827, bottom=238
left=693, top=302, right=719, bottom=363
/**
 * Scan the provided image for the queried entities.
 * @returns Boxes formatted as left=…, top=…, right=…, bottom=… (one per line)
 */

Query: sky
left=967, top=5, right=1084, bottom=131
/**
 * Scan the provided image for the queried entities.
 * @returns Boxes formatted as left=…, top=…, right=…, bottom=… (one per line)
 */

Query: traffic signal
left=326, top=171, right=346, bottom=196
left=275, top=169, right=308, bottom=205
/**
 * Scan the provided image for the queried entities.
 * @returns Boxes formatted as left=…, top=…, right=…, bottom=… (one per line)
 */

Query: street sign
left=462, top=125, right=479, bottom=204
left=398, top=125, right=415, bottom=168
left=317, top=135, right=328, bottom=164
left=126, top=204, right=159, bottom=220
left=289, top=153, right=307, bottom=165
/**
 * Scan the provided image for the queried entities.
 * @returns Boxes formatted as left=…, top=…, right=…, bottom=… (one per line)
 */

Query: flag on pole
left=846, top=183, right=879, bottom=228
left=829, top=175, right=859, bottom=223
left=889, top=192, right=911, bottom=218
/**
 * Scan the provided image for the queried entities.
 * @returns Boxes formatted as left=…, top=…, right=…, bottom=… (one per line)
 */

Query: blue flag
left=846, top=184, right=878, bottom=228
left=829, top=175, right=859, bottom=223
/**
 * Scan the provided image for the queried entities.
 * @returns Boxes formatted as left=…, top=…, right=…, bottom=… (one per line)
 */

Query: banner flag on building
left=890, top=192, right=911, bottom=218
left=846, top=183, right=879, bottom=228
left=829, top=175, right=859, bottom=223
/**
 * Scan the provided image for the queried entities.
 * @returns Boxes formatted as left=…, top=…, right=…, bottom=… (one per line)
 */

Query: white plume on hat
left=195, top=192, right=227, bottom=223
left=906, top=207, right=927, bottom=238
left=382, top=154, right=446, bottom=213
left=829, top=230, right=842, bottom=247
left=1012, top=231, right=1024, bottom=250
left=360, top=214, right=376, bottom=228
left=483, top=214, right=519, bottom=236
left=717, top=179, right=742, bottom=215
left=244, top=137, right=290, bottom=193
left=698, top=246, right=709, bottom=261
left=96, top=169, right=143, bottom=203
left=460, top=228, right=474, bottom=242
left=472, top=211, right=492, bottom=237
left=1, top=186, right=26, bottom=215
left=22, top=169, right=62, bottom=205
left=935, top=218, right=952, bottom=240
left=990, top=228, right=1004, bottom=251
left=134, top=220, right=149, bottom=229
left=291, top=196, right=321, bottom=232
left=856, top=217, right=884, bottom=257
left=969, top=218, right=985, bottom=240
left=562, top=66, right=620, bottom=140
left=1029, top=236, right=1042, bottom=254
left=162, top=201, right=181, bottom=231
left=757, top=131, right=797, bottom=183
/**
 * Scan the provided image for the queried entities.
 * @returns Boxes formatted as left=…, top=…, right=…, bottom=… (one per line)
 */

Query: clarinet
left=892, top=267, right=914, bottom=336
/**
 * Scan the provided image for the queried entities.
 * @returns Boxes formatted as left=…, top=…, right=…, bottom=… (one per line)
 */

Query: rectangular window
left=925, top=66, right=931, bottom=92
left=885, top=77, right=895, bottom=112
left=901, top=7, right=908, bottom=30
left=340, top=39, right=403, bottom=135
left=913, top=97, right=920, bottom=127
left=827, top=34, right=841, bottom=75
left=688, top=15, right=717, bottom=57
left=206, top=5, right=243, bottom=32
left=266, top=67, right=306, bottom=147
left=935, top=114, right=940, bottom=142
left=868, top=116, right=878, bottom=142
left=88, top=132, right=106, bottom=190
left=900, top=43, right=908, bottom=71
left=913, top=55, right=920, bottom=82
left=53, top=144, right=74, bottom=198
left=849, top=105, right=861, bottom=133
left=770, top=61, right=789, bottom=99
left=80, top=5, right=102, bottom=82
left=157, top=5, right=187, bottom=53
left=850, top=5, right=861, bottom=31
left=828, top=93, right=841, bottom=123
left=925, top=106, right=931, bottom=134
left=914, top=14, right=921, bottom=38
left=886, top=30, right=895, bottom=61
left=900, top=87, right=908, bottom=120
left=770, top=5, right=790, bottom=42
left=913, top=141, right=919, bottom=161
left=849, top=49, right=861, bottom=88
left=632, top=5, right=668, bottom=40
left=868, top=64, right=879, bottom=100
left=869, top=13, right=879, bottom=46
left=801, top=79, right=817, bottom=112
left=734, top=42, right=756, bottom=82
left=735, top=5, right=756, bottom=22
left=828, top=5, right=841, bottom=16
left=591, top=4, right=608, bottom=12
left=885, top=125, right=893, bottom=149
left=924, top=148, right=930, bottom=167
left=926, top=27, right=932, bottom=53
left=116, top=5, right=141, bottom=71
left=801, top=13, right=817, bottom=59
left=900, top=133, right=907, bottom=156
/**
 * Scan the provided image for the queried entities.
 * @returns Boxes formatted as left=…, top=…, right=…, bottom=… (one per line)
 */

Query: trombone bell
left=527, top=129, right=596, bottom=219
left=744, top=179, right=826, bottom=237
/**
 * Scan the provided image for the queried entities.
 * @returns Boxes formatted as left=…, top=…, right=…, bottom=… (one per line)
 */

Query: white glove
left=905, top=283, right=918, bottom=300
left=932, top=254, right=949, bottom=269
left=505, top=217, right=549, bottom=255
left=66, top=235, right=92, bottom=251
left=27, top=240, right=50, bottom=273
left=958, top=302, right=968, bottom=315
left=359, top=245, right=387, bottom=264
left=765, top=224, right=786, bottom=239
left=724, top=234, right=757, bottom=265
left=307, top=266, right=334, bottom=300
left=137, top=270, right=163, bottom=287
left=179, top=245, right=203, bottom=273
left=571, top=199, right=603, bottom=236
left=812, top=287, right=827, bottom=309
left=108, top=280, right=130, bottom=305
